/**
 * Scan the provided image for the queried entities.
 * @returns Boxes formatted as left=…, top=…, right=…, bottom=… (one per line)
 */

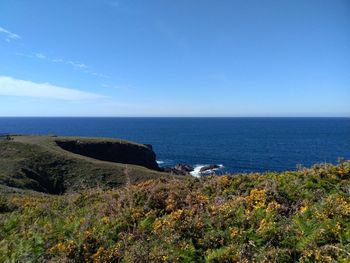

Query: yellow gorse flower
left=246, top=189, right=267, bottom=209
left=266, top=201, right=281, bottom=212
left=299, top=204, right=309, bottom=214
left=92, top=247, right=104, bottom=263
left=102, top=216, right=110, bottom=224
left=230, top=227, right=239, bottom=238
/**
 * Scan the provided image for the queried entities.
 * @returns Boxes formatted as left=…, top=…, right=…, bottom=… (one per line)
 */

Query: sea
left=0, top=117, right=349, bottom=175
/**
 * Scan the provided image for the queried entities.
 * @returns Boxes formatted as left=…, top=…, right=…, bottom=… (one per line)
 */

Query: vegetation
left=1, top=161, right=349, bottom=262
left=0, top=135, right=168, bottom=193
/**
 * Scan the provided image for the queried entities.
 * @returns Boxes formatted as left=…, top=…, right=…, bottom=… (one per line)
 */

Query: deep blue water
left=0, top=117, right=349, bottom=173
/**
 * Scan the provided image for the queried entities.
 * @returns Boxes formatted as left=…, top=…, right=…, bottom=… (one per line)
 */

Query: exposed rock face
left=161, top=163, right=194, bottom=175
left=200, top=164, right=221, bottom=173
left=55, top=140, right=160, bottom=170
left=175, top=164, right=194, bottom=173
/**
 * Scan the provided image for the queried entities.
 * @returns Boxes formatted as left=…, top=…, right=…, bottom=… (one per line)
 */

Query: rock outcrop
left=55, top=139, right=160, bottom=170
left=161, top=163, right=194, bottom=175
left=199, top=164, right=221, bottom=173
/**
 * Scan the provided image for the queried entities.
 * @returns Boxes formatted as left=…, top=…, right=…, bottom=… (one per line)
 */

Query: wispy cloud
left=0, top=76, right=106, bottom=100
left=91, top=72, right=110, bottom=79
left=16, top=52, right=110, bottom=79
left=35, top=53, right=46, bottom=59
left=52, top=58, right=64, bottom=63
left=67, top=60, right=88, bottom=69
left=0, top=26, right=21, bottom=42
left=51, top=56, right=89, bottom=70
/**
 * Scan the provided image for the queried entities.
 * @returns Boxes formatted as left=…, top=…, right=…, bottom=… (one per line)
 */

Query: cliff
left=55, top=138, right=159, bottom=170
left=0, top=135, right=166, bottom=194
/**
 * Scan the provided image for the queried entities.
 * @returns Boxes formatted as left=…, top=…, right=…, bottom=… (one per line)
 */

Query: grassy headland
left=1, top=160, right=349, bottom=262
left=0, top=135, right=168, bottom=193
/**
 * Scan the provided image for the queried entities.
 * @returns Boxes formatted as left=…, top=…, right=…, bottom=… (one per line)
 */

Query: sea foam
left=190, top=164, right=224, bottom=177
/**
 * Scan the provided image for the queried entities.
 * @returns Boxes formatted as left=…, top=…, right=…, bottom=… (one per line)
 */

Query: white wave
left=190, top=165, right=206, bottom=177
left=190, top=164, right=225, bottom=177
left=156, top=160, right=165, bottom=165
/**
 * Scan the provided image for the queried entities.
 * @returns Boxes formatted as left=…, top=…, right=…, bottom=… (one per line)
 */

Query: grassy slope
left=1, top=161, right=349, bottom=262
left=0, top=135, right=169, bottom=193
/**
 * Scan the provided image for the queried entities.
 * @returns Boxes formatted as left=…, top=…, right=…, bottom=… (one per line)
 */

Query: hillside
left=0, top=161, right=349, bottom=262
left=0, top=135, right=169, bottom=194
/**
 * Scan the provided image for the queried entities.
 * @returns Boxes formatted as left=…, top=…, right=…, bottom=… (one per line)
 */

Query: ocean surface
left=0, top=117, right=349, bottom=174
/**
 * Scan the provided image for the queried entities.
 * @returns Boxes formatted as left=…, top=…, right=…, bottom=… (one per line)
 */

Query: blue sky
left=0, top=0, right=349, bottom=117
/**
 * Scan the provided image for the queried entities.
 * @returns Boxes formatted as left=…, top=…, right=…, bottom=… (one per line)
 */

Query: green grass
left=0, top=135, right=170, bottom=194
left=0, top=160, right=349, bottom=262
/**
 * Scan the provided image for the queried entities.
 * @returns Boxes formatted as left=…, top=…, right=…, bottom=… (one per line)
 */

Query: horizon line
left=0, top=116, right=349, bottom=118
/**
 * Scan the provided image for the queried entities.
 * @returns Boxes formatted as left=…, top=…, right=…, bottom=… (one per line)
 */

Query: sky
left=0, top=0, right=349, bottom=117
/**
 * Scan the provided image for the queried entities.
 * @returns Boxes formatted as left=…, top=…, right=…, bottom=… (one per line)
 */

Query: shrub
left=1, top=161, right=349, bottom=262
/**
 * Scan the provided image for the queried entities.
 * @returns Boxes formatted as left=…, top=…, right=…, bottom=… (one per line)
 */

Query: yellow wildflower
left=299, top=204, right=309, bottom=214
left=92, top=247, right=104, bottom=263
left=257, top=219, right=268, bottom=233
left=218, top=175, right=230, bottom=186
left=332, top=222, right=341, bottom=234
left=230, top=227, right=239, bottom=238
left=246, top=189, right=267, bottom=209
left=165, top=195, right=176, bottom=211
left=170, top=209, right=183, bottom=221
left=267, top=201, right=281, bottom=212
left=102, top=216, right=110, bottom=224
left=153, top=219, right=163, bottom=232
left=195, top=193, right=209, bottom=204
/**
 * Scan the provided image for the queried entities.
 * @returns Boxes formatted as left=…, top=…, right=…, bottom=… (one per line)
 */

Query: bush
left=1, top=161, right=350, bottom=262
